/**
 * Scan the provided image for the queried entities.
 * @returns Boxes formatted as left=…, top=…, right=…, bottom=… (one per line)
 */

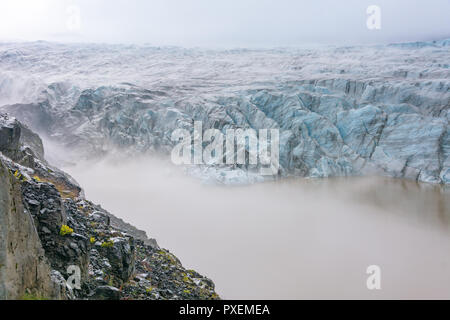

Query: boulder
left=92, top=285, right=120, bottom=300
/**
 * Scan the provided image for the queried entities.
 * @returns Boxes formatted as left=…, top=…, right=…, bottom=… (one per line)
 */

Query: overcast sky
left=0, top=0, right=449, bottom=47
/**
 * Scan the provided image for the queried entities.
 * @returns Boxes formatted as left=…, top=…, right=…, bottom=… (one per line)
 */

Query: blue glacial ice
left=0, top=40, right=448, bottom=184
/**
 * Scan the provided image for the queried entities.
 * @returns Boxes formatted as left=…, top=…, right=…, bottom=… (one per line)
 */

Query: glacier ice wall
left=0, top=40, right=449, bottom=184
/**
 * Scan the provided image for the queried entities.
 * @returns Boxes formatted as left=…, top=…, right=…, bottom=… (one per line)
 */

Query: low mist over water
left=64, top=157, right=450, bottom=299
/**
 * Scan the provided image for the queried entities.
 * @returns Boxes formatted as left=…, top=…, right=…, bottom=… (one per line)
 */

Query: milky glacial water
left=64, top=158, right=450, bottom=299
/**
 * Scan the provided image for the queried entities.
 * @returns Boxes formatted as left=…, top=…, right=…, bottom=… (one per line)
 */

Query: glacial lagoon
left=65, top=158, right=450, bottom=299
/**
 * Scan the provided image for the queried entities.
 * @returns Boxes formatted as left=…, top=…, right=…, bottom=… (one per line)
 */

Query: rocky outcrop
left=0, top=159, right=56, bottom=299
left=0, top=115, right=21, bottom=161
left=0, top=114, right=45, bottom=169
left=0, top=115, right=219, bottom=300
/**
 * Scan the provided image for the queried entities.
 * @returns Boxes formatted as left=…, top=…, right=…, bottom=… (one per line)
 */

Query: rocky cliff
left=0, top=114, right=219, bottom=300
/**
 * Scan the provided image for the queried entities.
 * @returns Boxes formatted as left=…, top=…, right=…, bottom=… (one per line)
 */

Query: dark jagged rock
left=0, top=114, right=21, bottom=161
left=92, top=285, right=120, bottom=300
left=0, top=114, right=219, bottom=300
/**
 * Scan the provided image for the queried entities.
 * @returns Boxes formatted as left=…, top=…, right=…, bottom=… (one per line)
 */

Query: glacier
left=0, top=40, right=448, bottom=184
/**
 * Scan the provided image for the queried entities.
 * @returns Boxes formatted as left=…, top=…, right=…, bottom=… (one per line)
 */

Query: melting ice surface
left=1, top=40, right=449, bottom=185
left=64, top=157, right=450, bottom=299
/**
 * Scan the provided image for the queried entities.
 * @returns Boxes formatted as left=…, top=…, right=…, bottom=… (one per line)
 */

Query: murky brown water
left=65, top=158, right=450, bottom=299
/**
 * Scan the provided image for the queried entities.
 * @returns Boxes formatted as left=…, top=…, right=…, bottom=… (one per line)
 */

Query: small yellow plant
left=21, top=293, right=47, bottom=300
left=60, top=225, right=74, bottom=236
left=33, top=176, right=41, bottom=182
left=90, top=237, right=96, bottom=244
left=146, top=287, right=153, bottom=293
left=101, top=240, right=114, bottom=248
left=13, top=170, right=22, bottom=179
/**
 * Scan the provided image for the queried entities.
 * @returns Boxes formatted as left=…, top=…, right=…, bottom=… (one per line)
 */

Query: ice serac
left=0, top=39, right=449, bottom=184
